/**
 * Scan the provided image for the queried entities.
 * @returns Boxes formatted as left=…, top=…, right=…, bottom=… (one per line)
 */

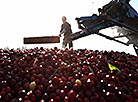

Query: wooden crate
left=24, top=36, right=60, bottom=44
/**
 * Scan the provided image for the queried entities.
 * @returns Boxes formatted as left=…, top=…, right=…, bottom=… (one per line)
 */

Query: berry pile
left=0, top=47, right=138, bottom=102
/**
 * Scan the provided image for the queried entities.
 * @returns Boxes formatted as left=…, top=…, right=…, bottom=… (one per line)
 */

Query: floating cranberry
left=86, top=79, right=95, bottom=88
left=50, top=92, right=56, bottom=98
left=31, top=94, right=36, bottom=102
left=68, top=90, right=76, bottom=101
left=133, top=89, right=138, bottom=97
left=42, top=93, right=48, bottom=100
left=54, top=96, right=60, bottom=102
left=5, top=93, right=13, bottom=101
left=38, top=85, right=44, bottom=91
left=49, top=99, right=55, bottom=102
left=59, top=90, right=65, bottom=98
left=35, top=90, right=42, bottom=97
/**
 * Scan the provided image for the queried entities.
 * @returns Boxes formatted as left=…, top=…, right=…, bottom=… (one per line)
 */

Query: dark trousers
left=63, top=37, right=73, bottom=48
left=69, top=41, right=73, bottom=48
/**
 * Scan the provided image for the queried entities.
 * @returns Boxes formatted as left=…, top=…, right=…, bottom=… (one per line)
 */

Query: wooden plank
left=24, top=36, right=60, bottom=44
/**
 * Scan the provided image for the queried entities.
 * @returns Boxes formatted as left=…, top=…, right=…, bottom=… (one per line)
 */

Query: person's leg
left=62, top=39, right=67, bottom=48
left=69, top=41, right=73, bottom=48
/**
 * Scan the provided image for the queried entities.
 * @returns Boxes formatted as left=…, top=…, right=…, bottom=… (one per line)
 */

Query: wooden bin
left=24, top=36, right=60, bottom=44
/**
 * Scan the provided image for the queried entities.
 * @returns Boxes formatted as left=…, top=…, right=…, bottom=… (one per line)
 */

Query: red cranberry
left=50, top=93, right=56, bottom=98
left=84, top=97, right=90, bottom=102
left=64, top=96, right=69, bottom=102
left=18, top=90, right=26, bottom=98
left=85, top=90, right=92, bottom=97
left=66, top=81, right=72, bottom=89
left=77, top=98, right=83, bottom=102
left=38, top=85, right=44, bottom=91
left=5, top=93, right=13, bottom=101
left=31, top=95, right=36, bottom=102
left=40, top=99, right=45, bottom=102
left=0, top=91, right=6, bottom=97
left=68, top=90, right=76, bottom=101
left=35, top=90, right=42, bottom=97
left=6, top=87, right=11, bottom=93
left=42, top=93, right=48, bottom=100
left=133, top=89, right=138, bottom=97
left=59, top=90, right=65, bottom=98
left=86, top=79, right=95, bottom=88
left=88, top=73, right=95, bottom=80
left=54, top=96, right=60, bottom=102
left=49, top=99, right=55, bottom=102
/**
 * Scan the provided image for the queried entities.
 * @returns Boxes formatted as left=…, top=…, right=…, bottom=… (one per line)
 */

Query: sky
left=0, top=0, right=138, bottom=55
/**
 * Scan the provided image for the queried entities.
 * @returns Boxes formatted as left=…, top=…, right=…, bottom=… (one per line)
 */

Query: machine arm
left=69, top=16, right=115, bottom=41
left=67, top=18, right=129, bottom=46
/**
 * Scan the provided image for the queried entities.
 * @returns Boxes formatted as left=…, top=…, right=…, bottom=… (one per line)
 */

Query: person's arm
left=59, top=29, right=66, bottom=37
left=60, top=24, right=63, bottom=33
left=59, top=24, right=66, bottom=37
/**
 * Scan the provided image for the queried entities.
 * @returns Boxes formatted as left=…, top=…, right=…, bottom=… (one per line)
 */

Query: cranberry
left=49, top=99, right=55, bottom=102
left=5, top=93, right=13, bottom=101
left=50, top=93, right=56, bottom=98
left=6, top=87, right=11, bottom=93
left=68, top=90, right=76, bottom=101
left=64, top=96, right=69, bottom=102
left=31, top=95, right=36, bottom=101
left=54, top=96, right=60, bottom=102
left=88, top=73, right=95, bottom=80
left=42, top=93, right=48, bottom=100
left=35, top=90, right=42, bottom=97
left=133, top=89, right=138, bottom=97
left=86, top=79, right=95, bottom=88
left=59, top=90, right=65, bottom=98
